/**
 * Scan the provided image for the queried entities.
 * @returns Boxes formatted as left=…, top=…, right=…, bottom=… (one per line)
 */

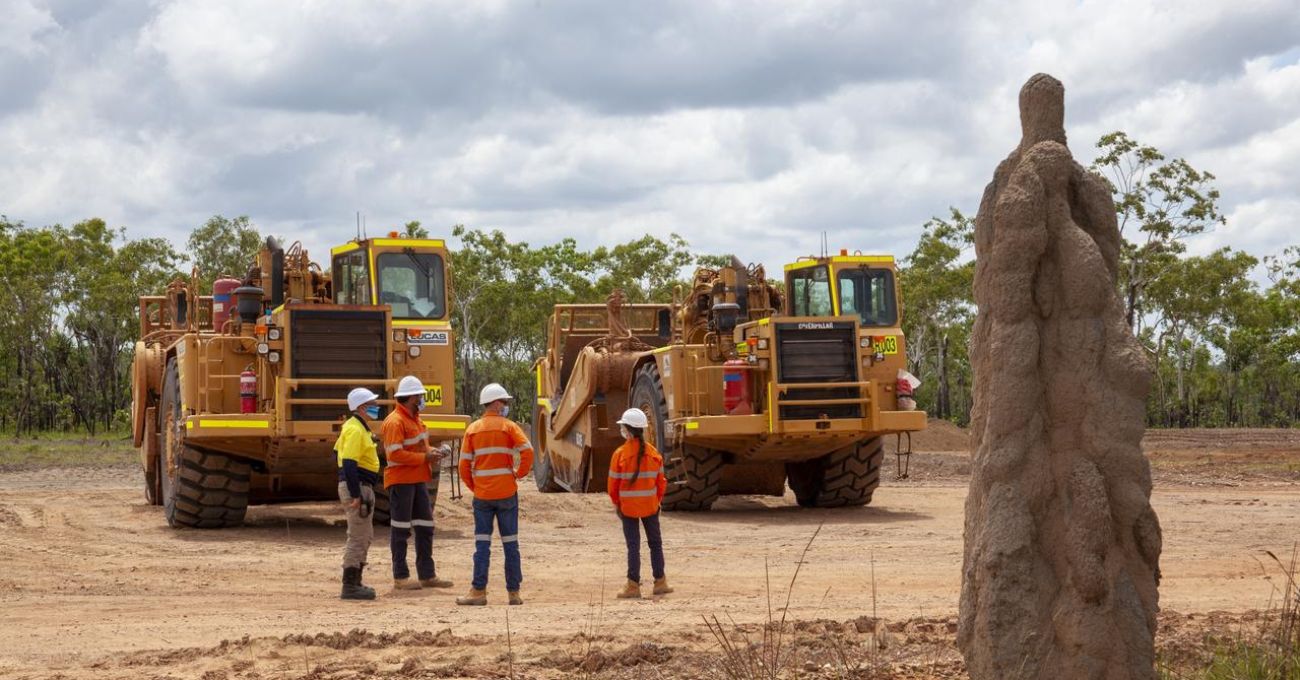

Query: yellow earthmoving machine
left=130, top=234, right=467, bottom=528
left=531, top=251, right=926, bottom=510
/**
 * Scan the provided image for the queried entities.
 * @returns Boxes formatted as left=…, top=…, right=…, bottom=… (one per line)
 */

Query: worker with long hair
left=607, top=408, right=674, bottom=599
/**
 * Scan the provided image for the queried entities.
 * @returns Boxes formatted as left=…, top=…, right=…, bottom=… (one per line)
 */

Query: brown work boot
left=652, top=577, right=674, bottom=595
left=393, top=578, right=422, bottom=590
left=508, top=591, right=524, bottom=606
left=420, top=576, right=454, bottom=589
left=456, top=588, right=488, bottom=606
left=616, top=579, right=641, bottom=599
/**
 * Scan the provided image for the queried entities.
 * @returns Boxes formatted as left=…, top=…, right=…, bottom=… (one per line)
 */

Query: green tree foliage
left=186, top=215, right=262, bottom=287
left=898, top=208, right=975, bottom=423
left=447, top=227, right=696, bottom=417
left=1090, top=131, right=1225, bottom=331
left=402, top=221, right=430, bottom=238
left=0, top=218, right=182, bottom=434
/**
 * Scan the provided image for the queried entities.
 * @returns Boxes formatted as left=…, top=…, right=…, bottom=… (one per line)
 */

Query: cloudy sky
left=1, top=0, right=1297, bottom=274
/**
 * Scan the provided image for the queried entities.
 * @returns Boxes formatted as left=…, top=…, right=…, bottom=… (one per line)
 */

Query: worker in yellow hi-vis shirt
left=335, top=387, right=382, bottom=600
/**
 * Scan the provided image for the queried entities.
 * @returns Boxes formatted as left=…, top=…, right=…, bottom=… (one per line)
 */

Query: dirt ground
left=0, top=426, right=1296, bottom=679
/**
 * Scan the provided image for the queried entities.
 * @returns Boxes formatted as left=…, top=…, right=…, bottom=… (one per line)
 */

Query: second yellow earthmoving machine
left=531, top=251, right=926, bottom=510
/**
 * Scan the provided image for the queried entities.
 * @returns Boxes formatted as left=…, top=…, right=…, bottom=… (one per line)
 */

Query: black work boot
left=342, top=567, right=376, bottom=600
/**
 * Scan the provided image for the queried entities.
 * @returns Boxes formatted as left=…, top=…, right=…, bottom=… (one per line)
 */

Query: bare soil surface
left=0, top=426, right=1296, bottom=679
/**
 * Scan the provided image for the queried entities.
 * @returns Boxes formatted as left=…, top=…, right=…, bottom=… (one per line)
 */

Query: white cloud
left=0, top=0, right=1295, bottom=285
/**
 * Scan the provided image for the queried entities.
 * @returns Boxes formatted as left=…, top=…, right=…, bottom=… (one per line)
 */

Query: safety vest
left=459, top=415, right=533, bottom=501
left=380, top=404, right=432, bottom=488
left=607, top=439, right=666, bottom=518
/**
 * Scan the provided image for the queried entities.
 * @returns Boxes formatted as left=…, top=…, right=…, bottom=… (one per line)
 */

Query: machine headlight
left=408, top=345, right=422, bottom=358
left=267, top=327, right=282, bottom=341
left=859, top=337, right=871, bottom=348
left=393, top=330, right=405, bottom=343
left=268, top=351, right=281, bottom=364
left=257, top=342, right=269, bottom=355
left=757, top=338, right=768, bottom=350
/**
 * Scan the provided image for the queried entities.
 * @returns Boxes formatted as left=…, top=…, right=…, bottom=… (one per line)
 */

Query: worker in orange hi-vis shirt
left=454, top=383, right=533, bottom=606
left=607, top=408, right=673, bottom=600
left=381, top=375, right=453, bottom=591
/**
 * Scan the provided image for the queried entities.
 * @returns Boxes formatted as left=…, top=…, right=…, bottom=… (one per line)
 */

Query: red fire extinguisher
left=240, top=368, right=257, bottom=414
left=723, top=359, right=752, bottom=415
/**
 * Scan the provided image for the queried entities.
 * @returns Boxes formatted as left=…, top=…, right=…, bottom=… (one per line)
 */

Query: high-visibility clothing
left=459, top=414, right=533, bottom=501
left=607, top=439, right=667, bottom=518
left=381, top=403, right=432, bottom=488
left=336, top=415, right=381, bottom=473
left=335, top=414, right=381, bottom=498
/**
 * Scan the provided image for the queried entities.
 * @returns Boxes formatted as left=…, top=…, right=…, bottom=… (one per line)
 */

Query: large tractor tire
left=630, top=364, right=722, bottom=512
left=531, top=404, right=564, bottom=493
left=372, top=488, right=391, bottom=525
left=785, top=436, right=884, bottom=508
left=158, top=358, right=250, bottom=528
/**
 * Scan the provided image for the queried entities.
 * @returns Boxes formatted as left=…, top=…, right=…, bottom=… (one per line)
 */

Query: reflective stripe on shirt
left=473, top=467, right=514, bottom=477
left=609, top=468, right=661, bottom=479
left=619, top=488, right=657, bottom=498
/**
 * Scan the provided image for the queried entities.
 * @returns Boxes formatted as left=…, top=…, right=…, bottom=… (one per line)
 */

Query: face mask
left=619, top=426, right=631, bottom=440
left=364, top=405, right=381, bottom=420
left=414, top=398, right=425, bottom=412
left=500, top=405, right=510, bottom=418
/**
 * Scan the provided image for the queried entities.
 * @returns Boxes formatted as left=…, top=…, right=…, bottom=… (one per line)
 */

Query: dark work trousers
left=388, top=483, right=435, bottom=580
left=621, top=512, right=665, bottom=584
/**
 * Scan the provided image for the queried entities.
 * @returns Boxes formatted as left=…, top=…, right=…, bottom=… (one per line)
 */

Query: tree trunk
left=938, top=333, right=951, bottom=420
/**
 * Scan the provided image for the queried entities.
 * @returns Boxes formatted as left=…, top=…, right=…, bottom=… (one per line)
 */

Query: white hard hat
left=616, top=408, right=648, bottom=429
left=479, top=383, right=512, bottom=405
left=347, top=387, right=380, bottom=412
left=394, top=375, right=425, bottom=398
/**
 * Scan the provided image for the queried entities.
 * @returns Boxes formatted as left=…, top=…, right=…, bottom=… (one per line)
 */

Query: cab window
left=376, top=251, right=446, bottom=319
left=837, top=267, right=897, bottom=326
left=332, top=250, right=370, bottom=305
left=788, top=266, right=834, bottom=317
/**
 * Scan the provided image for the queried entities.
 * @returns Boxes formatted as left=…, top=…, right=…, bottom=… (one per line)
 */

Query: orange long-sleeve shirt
left=381, top=404, right=432, bottom=488
left=606, top=439, right=667, bottom=518
left=459, top=414, right=533, bottom=500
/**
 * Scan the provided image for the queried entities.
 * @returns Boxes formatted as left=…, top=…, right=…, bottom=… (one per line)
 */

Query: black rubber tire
left=631, top=364, right=721, bottom=512
left=159, top=358, right=251, bottom=528
left=785, top=437, right=884, bottom=508
left=372, top=487, right=391, bottom=525
left=532, top=405, right=564, bottom=493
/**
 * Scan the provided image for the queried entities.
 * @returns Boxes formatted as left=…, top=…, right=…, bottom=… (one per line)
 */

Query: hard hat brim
left=394, top=389, right=425, bottom=397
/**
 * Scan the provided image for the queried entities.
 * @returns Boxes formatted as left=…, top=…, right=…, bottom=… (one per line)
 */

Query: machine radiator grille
left=774, top=321, right=861, bottom=420
left=289, top=309, right=388, bottom=420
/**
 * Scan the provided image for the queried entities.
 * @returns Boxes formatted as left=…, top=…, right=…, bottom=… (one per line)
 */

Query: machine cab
left=329, top=233, right=458, bottom=414
left=331, top=234, right=449, bottom=322
left=783, top=252, right=899, bottom=330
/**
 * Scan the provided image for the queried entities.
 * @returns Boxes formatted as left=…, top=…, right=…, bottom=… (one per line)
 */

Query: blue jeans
left=621, top=512, right=665, bottom=584
left=472, top=494, right=522, bottom=592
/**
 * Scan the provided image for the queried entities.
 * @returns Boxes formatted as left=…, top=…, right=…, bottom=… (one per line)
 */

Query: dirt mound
left=959, top=74, right=1162, bottom=679
left=909, top=419, right=970, bottom=452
